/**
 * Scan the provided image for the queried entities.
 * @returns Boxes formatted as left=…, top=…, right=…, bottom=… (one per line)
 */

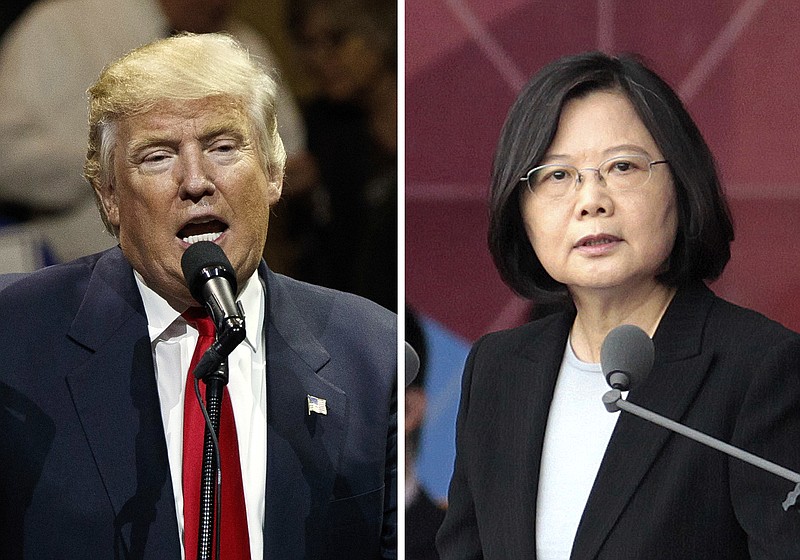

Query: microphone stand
left=603, top=389, right=800, bottom=511
left=193, top=316, right=246, bottom=560
left=195, top=360, right=227, bottom=560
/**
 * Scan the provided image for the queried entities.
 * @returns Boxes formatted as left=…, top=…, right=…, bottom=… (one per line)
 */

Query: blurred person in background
left=0, top=0, right=305, bottom=270
left=406, top=307, right=445, bottom=560
left=278, top=0, right=396, bottom=311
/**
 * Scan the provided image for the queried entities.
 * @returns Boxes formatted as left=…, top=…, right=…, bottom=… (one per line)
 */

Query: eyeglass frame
left=519, top=155, right=669, bottom=196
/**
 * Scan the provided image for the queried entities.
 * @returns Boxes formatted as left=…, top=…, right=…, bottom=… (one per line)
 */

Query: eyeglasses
left=520, top=154, right=669, bottom=199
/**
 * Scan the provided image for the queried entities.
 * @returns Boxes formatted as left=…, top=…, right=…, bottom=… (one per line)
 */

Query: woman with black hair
left=436, top=52, right=800, bottom=559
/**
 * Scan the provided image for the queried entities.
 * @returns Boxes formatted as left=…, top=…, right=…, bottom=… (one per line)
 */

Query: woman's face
left=520, top=90, right=678, bottom=298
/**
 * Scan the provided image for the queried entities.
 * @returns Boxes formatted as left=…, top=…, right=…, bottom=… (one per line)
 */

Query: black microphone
left=181, top=241, right=246, bottom=378
left=600, top=324, right=800, bottom=511
left=405, top=342, right=420, bottom=387
left=181, top=241, right=243, bottom=329
left=600, top=324, right=654, bottom=391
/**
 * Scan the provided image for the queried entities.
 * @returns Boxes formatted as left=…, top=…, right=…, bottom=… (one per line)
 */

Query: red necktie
left=182, top=308, right=250, bottom=559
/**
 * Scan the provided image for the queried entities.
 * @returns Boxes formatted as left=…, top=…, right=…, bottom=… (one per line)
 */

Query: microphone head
left=600, top=324, right=654, bottom=391
left=181, top=241, right=238, bottom=304
left=405, top=341, right=420, bottom=387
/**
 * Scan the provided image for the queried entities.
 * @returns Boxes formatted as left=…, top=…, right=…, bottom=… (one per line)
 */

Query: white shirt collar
left=134, top=268, right=264, bottom=351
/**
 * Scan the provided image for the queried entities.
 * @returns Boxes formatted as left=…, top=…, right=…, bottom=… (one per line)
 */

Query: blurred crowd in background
left=0, top=0, right=397, bottom=312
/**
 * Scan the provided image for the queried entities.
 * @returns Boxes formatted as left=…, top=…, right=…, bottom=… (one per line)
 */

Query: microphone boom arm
left=193, top=316, right=246, bottom=380
left=603, top=389, right=800, bottom=511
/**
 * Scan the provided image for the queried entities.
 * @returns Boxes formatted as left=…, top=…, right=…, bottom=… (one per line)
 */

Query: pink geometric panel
left=407, top=0, right=800, bottom=340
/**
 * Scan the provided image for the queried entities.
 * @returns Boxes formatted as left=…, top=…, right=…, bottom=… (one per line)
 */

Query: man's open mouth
left=178, top=219, right=228, bottom=244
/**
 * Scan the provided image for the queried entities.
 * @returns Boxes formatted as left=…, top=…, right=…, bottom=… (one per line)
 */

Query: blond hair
left=84, top=33, right=286, bottom=235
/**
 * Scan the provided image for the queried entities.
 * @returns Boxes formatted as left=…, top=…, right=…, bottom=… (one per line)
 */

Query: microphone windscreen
left=405, top=341, right=420, bottom=387
left=600, top=324, right=654, bottom=391
left=181, top=241, right=237, bottom=303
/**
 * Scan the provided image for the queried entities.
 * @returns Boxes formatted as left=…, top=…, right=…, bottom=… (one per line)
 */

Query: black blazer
left=437, top=282, right=800, bottom=559
left=0, top=247, right=397, bottom=559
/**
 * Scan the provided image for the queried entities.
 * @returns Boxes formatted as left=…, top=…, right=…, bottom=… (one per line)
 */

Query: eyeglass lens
left=527, top=155, right=658, bottom=196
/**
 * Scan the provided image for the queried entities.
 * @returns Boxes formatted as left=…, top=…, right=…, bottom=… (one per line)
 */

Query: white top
left=136, top=270, right=267, bottom=560
left=535, top=338, right=623, bottom=560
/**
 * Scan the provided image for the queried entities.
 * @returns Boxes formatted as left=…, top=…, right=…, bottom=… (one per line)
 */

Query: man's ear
left=96, top=179, right=120, bottom=228
left=268, top=177, right=283, bottom=204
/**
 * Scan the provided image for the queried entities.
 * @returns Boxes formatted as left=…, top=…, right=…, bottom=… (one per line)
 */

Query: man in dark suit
left=0, top=32, right=396, bottom=559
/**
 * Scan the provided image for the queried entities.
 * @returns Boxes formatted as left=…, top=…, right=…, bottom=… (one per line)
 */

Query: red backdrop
left=406, top=0, right=800, bottom=342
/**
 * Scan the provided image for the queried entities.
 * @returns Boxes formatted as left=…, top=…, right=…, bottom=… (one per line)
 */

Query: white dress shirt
left=135, top=271, right=267, bottom=560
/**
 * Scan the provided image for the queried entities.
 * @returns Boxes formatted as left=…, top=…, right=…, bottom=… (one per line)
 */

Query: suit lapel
left=261, top=266, right=347, bottom=559
left=571, top=283, right=716, bottom=559
left=462, top=311, right=572, bottom=556
left=64, top=249, right=180, bottom=556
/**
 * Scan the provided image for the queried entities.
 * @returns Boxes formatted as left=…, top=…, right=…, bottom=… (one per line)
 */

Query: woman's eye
left=608, top=157, right=647, bottom=174
left=548, top=169, right=572, bottom=182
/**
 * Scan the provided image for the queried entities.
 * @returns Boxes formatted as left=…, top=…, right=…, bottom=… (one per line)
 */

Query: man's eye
left=140, top=151, right=172, bottom=166
left=143, top=153, right=168, bottom=163
left=210, top=140, right=240, bottom=154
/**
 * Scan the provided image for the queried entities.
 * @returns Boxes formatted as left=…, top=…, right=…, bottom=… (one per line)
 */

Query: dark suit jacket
left=0, top=247, right=397, bottom=559
left=437, top=282, right=800, bottom=559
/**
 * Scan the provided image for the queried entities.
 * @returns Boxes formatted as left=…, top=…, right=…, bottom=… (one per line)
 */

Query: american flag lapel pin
left=307, top=394, right=328, bottom=416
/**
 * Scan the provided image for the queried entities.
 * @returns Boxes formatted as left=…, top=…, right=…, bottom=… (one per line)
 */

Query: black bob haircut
left=488, top=51, right=734, bottom=302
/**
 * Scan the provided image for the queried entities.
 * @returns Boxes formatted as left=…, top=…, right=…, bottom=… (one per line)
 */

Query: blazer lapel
left=64, top=249, right=180, bottom=556
left=261, top=266, right=347, bottom=559
left=468, top=311, right=573, bottom=556
left=571, top=283, right=716, bottom=560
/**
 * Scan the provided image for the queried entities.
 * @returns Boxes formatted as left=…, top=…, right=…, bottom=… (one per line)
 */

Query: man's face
left=99, top=97, right=280, bottom=309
